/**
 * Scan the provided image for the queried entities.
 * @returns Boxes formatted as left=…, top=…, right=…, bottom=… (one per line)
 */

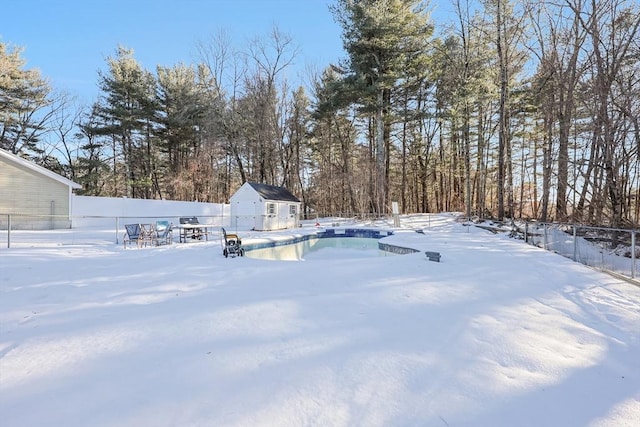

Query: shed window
left=289, top=205, right=297, bottom=215
left=267, top=203, right=276, bottom=215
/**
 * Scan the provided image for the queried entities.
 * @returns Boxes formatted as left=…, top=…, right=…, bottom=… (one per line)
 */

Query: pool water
left=244, top=237, right=395, bottom=261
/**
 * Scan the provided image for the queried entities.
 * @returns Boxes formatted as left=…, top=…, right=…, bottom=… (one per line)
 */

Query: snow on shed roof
left=0, top=148, right=82, bottom=189
left=247, top=182, right=300, bottom=202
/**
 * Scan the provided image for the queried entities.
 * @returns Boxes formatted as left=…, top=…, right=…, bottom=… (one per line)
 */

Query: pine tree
left=331, top=0, right=433, bottom=213
left=87, top=46, right=158, bottom=198
left=0, top=42, right=53, bottom=156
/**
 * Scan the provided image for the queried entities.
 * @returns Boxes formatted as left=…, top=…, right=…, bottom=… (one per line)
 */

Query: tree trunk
left=375, top=89, right=386, bottom=214
left=496, top=0, right=507, bottom=220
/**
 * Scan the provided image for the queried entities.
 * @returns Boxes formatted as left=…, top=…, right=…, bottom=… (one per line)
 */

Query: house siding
left=0, top=156, right=71, bottom=229
left=229, top=182, right=301, bottom=231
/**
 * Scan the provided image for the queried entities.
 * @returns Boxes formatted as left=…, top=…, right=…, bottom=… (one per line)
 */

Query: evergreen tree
left=0, top=42, right=53, bottom=156
left=155, top=63, right=212, bottom=200
left=330, top=0, right=433, bottom=213
left=87, top=46, right=158, bottom=198
left=74, top=106, right=109, bottom=195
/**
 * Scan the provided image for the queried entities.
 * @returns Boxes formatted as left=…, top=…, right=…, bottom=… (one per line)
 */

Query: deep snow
left=1, top=214, right=639, bottom=426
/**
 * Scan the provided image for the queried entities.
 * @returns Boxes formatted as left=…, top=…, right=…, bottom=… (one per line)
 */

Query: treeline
left=1, top=0, right=638, bottom=226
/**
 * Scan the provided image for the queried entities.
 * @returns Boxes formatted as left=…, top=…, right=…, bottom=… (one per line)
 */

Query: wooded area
left=1, top=0, right=638, bottom=226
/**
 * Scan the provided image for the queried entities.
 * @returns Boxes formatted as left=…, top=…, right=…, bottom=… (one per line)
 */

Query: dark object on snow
left=425, top=251, right=441, bottom=262
left=222, top=227, right=244, bottom=258
left=179, top=216, right=199, bottom=225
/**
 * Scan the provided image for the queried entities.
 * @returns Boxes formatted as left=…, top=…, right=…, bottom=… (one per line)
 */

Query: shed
left=230, top=182, right=301, bottom=231
left=0, top=148, right=81, bottom=230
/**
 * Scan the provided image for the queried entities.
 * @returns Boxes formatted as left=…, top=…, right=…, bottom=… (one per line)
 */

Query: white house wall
left=0, top=156, right=71, bottom=230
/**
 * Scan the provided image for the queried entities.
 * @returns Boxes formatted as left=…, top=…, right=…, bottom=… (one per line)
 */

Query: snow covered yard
left=1, top=214, right=639, bottom=426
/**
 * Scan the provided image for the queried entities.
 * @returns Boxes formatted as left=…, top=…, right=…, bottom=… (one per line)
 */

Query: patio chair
left=124, top=223, right=155, bottom=248
left=124, top=224, right=142, bottom=248
left=139, top=223, right=156, bottom=247
left=155, top=220, right=173, bottom=245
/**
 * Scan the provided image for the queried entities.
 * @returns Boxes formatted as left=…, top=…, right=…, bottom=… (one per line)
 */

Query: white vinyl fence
left=71, top=195, right=229, bottom=228
left=1, top=195, right=231, bottom=248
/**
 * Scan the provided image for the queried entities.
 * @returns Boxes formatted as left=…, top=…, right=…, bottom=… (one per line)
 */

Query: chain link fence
left=518, top=221, right=638, bottom=281
left=301, top=212, right=389, bottom=223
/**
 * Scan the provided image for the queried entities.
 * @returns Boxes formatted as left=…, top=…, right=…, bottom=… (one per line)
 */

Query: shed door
left=262, top=202, right=277, bottom=230
left=233, top=201, right=256, bottom=229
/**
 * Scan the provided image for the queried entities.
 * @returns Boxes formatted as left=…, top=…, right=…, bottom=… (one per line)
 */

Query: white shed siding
left=229, top=184, right=261, bottom=230
left=283, top=203, right=299, bottom=229
left=231, top=200, right=261, bottom=230
left=0, top=155, right=72, bottom=229
left=229, top=182, right=300, bottom=231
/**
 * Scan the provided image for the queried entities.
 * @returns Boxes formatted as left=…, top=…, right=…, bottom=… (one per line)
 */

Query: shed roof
left=0, top=148, right=82, bottom=189
left=247, top=182, right=300, bottom=203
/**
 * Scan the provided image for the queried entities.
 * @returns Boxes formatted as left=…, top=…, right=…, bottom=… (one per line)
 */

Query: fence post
left=524, top=221, right=528, bottom=244
left=543, top=223, right=548, bottom=250
left=7, top=214, right=10, bottom=249
left=632, top=230, right=636, bottom=279
left=573, top=225, right=577, bottom=261
left=115, top=217, right=120, bottom=245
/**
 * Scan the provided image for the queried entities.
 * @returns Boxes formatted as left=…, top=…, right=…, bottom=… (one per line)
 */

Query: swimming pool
left=244, top=236, right=395, bottom=261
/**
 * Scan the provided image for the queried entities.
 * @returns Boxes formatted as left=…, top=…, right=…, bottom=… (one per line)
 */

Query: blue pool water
left=244, top=237, right=395, bottom=261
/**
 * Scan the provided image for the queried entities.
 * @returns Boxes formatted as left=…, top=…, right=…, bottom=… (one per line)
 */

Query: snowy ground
left=1, top=213, right=639, bottom=427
